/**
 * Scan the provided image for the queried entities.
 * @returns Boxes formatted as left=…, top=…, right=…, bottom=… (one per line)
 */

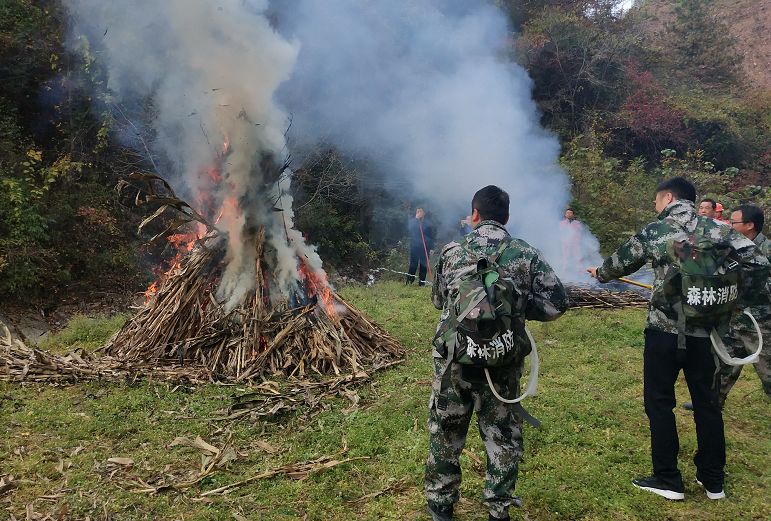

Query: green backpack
left=432, top=238, right=530, bottom=368
left=651, top=218, right=763, bottom=364
left=434, top=237, right=541, bottom=424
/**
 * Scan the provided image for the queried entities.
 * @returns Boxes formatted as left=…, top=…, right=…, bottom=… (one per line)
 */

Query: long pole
left=618, top=277, right=653, bottom=290
left=419, top=220, right=433, bottom=280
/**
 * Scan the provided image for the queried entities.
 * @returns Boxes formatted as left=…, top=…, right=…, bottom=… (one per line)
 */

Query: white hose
left=484, top=327, right=538, bottom=404
left=709, top=310, right=763, bottom=366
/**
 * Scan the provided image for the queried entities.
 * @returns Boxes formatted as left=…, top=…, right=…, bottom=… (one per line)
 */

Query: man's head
left=730, top=204, right=764, bottom=240
left=415, top=207, right=425, bottom=220
left=471, top=185, right=509, bottom=226
left=564, top=208, right=575, bottom=221
left=698, top=198, right=717, bottom=218
left=654, top=177, right=696, bottom=213
left=715, top=202, right=724, bottom=219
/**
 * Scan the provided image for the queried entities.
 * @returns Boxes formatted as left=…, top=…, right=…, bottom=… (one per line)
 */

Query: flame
left=297, top=261, right=337, bottom=318
left=143, top=229, right=203, bottom=304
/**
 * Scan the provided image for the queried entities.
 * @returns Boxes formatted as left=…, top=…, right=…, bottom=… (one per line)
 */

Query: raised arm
left=596, top=232, right=648, bottom=283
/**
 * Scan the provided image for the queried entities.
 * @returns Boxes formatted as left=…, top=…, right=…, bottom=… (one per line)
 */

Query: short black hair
left=655, top=176, right=696, bottom=202
left=735, top=204, right=764, bottom=233
left=565, top=207, right=575, bottom=212
left=472, top=185, right=509, bottom=224
left=701, top=198, right=717, bottom=209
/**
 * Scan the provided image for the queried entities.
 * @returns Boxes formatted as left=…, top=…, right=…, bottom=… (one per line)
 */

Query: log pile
left=566, top=284, right=649, bottom=309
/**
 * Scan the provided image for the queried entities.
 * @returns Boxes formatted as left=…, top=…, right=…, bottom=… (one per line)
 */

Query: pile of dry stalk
left=101, top=237, right=403, bottom=380
left=0, top=325, right=211, bottom=384
left=3, top=170, right=404, bottom=387
left=566, top=284, right=649, bottom=309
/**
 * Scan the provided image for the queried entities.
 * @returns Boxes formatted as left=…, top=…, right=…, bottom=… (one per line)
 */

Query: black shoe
left=489, top=515, right=510, bottom=521
left=631, top=475, right=684, bottom=500
left=427, top=501, right=453, bottom=521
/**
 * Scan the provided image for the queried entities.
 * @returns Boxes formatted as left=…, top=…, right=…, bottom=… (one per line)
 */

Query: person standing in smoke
left=559, top=207, right=584, bottom=272
left=407, top=207, right=434, bottom=285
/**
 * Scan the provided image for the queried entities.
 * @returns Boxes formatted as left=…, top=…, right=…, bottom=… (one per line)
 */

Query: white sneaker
left=696, top=478, right=726, bottom=500
left=632, top=476, right=685, bottom=500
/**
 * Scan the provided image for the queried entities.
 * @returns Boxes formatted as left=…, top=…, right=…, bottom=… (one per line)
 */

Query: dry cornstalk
left=566, top=284, right=649, bottom=310
left=102, top=233, right=404, bottom=381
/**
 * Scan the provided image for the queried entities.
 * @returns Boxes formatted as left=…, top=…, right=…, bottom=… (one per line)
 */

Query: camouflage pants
left=425, top=358, right=523, bottom=519
left=718, top=325, right=771, bottom=405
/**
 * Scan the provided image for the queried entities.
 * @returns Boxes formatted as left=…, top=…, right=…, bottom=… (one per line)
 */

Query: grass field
left=1, top=283, right=769, bottom=520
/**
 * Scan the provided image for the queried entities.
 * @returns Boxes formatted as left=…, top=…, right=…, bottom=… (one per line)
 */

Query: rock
left=3, top=314, right=50, bottom=346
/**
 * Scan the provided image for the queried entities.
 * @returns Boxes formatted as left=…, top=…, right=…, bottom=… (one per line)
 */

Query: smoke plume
left=271, top=0, right=601, bottom=277
left=65, top=0, right=603, bottom=295
left=64, top=0, right=329, bottom=309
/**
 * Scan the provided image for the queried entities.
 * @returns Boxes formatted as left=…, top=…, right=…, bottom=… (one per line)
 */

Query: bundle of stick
left=0, top=325, right=210, bottom=383
left=102, top=234, right=404, bottom=381
left=566, top=284, right=649, bottom=309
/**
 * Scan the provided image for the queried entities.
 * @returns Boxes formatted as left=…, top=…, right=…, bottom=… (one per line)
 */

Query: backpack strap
left=672, top=298, right=688, bottom=356
left=709, top=310, right=764, bottom=366
left=436, top=340, right=456, bottom=411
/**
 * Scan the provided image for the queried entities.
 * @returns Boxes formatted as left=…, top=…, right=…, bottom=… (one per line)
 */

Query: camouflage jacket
left=736, top=232, right=771, bottom=327
left=754, top=232, right=771, bottom=259
left=596, top=200, right=770, bottom=336
left=431, top=220, right=568, bottom=353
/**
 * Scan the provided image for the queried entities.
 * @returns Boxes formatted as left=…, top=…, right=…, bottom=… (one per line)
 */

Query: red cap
left=715, top=203, right=724, bottom=212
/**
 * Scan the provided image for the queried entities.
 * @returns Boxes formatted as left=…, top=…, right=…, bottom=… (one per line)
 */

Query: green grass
left=40, top=314, right=128, bottom=353
left=1, top=282, right=768, bottom=520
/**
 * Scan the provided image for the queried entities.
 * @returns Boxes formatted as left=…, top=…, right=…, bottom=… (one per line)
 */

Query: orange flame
left=298, top=261, right=337, bottom=318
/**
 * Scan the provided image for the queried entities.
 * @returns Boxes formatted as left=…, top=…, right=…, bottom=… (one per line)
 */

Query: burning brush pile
left=102, top=170, right=404, bottom=381
left=1, top=0, right=408, bottom=386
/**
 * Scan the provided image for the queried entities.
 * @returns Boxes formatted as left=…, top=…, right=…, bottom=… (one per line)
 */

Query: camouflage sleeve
left=732, top=237, right=771, bottom=309
left=526, top=252, right=569, bottom=322
left=431, top=253, right=446, bottom=310
left=596, top=231, right=648, bottom=283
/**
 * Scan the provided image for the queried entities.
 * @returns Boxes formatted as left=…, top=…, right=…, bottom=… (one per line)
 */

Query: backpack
left=433, top=237, right=540, bottom=420
left=652, top=218, right=763, bottom=365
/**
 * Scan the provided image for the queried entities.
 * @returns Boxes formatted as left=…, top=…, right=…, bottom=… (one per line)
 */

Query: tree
left=517, top=7, right=641, bottom=136
left=667, top=0, right=742, bottom=87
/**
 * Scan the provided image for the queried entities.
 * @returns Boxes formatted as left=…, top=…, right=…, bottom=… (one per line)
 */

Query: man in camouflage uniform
left=426, top=185, right=568, bottom=521
left=587, top=177, right=769, bottom=501
left=719, top=204, right=771, bottom=404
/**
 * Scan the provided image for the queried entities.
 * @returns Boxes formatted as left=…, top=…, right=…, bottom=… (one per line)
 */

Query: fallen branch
left=200, top=455, right=370, bottom=496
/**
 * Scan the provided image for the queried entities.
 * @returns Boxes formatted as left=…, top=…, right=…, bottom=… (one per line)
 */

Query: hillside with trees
left=1, top=0, right=769, bottom=306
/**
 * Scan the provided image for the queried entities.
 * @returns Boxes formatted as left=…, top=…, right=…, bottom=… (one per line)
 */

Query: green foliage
left=296, top=198, right=377, bottom=271
left=0, top=0, right=143, bottom=301
left=561, top=133, right=660, bottom=251
left=517, top=5, right=644, bottom=136
left=40, top=314, right=127, bottom=352
left=668, top=0, right=742, bottom=87
left=655, top=149, right=771, bottom=218
left=668, top=88, right=771, bottom=170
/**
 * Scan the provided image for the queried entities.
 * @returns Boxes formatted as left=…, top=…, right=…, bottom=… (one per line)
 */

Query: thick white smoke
left=64, top=0, right=330, bottom=309
left=271, top=0, right=600, bottom=279
left=66, top=0, right=602, bottom=294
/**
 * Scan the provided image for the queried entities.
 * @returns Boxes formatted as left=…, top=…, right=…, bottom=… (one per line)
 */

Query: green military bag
left=651, top=218, right=763, bottom=366
left=433, top=238, right=530, bottom=368
left=655, top=223, right=742, bottom=329
left=433, top=236, right=541, bottom=423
